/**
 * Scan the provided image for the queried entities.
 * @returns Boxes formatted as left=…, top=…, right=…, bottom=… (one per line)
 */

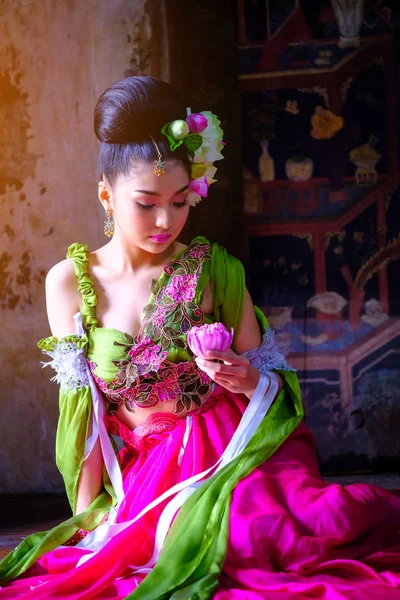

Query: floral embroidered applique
left=139, top=241, right=213, bottom=351
left=90, top=355, right=212, bottom=416
left=90, top=240, right=214, bottom=415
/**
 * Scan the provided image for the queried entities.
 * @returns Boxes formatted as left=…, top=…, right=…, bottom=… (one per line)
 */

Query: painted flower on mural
left=307, top=291, right=348, bottom=315
left=350, top=136, right=381, bottom=167
left=284, top=100, right=299, bottom=115
left=311, top=106, right=344, bottom=140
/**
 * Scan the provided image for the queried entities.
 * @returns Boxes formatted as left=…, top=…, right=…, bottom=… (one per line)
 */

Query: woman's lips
left=150, top=234, right=172, bottom=243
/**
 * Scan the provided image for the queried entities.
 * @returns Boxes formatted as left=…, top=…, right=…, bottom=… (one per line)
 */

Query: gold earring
left=104, top=209, right=114, bottom=237
left=149, top=134, right=166, bottom=176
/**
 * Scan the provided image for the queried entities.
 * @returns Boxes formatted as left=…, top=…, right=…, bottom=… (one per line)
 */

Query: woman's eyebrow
left=133, top=185, right=189, bottom=196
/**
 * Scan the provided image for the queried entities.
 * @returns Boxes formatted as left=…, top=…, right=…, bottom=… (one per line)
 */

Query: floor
left=0, top=520, right=61, bottom=560
left=1, top=474, right=400, bottom=561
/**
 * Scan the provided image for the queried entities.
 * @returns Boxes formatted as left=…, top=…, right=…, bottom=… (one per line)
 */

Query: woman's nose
left=155, top=208, right=171, bottom=229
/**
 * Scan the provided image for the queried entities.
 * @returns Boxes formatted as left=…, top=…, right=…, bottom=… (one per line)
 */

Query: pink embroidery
left=189, top=245, right=211, bottom=259
left=164, top=273, right=197, bottom=303
left=152, top=307, right=167, bottom=328
left=90, top=357, right=212, bottom=416
left=199, top=370, right=211, bottom=385
left=127, top=337, right=168, bottom=375
left=89, top=240, right=214, bottom=417
left=150, top=378, right=182, bottom=403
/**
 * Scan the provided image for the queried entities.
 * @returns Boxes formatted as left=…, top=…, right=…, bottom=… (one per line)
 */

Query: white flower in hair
left=161, top=107, right=225, bottom=206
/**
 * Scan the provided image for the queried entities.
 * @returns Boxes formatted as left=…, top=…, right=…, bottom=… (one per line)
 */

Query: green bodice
left=38, top=236, right=248, bottom=416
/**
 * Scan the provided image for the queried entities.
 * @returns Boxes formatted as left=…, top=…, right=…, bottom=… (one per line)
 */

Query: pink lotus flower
left=189, top=176, right=209, bottom=198
left=187, top=322, right=234, bottom=359
left=186, top=112, right=208, bottom=133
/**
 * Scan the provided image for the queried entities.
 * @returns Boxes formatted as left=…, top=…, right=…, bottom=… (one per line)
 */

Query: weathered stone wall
left=0, top=0, right=241, bottom=492
left=0, top=0, right=159, bottom=492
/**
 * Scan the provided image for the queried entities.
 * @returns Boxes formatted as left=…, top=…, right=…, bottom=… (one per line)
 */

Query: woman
left=1, top=76, right=400, bottom=599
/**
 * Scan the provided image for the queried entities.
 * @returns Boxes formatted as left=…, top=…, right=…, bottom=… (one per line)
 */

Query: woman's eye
left=173, top=200, right=188, bottom=208
left=136, top=203, right=155, bottom=210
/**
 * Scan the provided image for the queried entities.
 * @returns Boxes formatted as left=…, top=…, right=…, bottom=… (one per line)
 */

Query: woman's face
left=100, top=160, right=190, bottom=254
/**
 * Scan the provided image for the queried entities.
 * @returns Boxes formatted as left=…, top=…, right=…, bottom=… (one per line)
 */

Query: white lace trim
left=242, top=328, right=296, bottom=373
left=41, top=340, right=89, bottom=391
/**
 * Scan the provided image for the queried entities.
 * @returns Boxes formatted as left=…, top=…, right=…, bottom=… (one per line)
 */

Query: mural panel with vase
left=239, top=0, right=400, bottom=473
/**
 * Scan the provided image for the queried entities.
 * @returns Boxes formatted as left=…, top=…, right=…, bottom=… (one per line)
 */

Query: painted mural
left=238, top=0, right=400, bottom=472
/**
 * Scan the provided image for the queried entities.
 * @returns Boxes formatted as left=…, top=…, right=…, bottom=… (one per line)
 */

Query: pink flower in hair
left=189, top=176, right=209, bottom=198
left=186, top=112, right=208, bottom=133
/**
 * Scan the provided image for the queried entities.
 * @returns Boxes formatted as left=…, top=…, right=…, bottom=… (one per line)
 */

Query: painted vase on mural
left=258, top=140, right=275, bottom=182
left=331, top=0, right=365, bottom=48
left=350, top=135, right=381, bottom=187
left=285, top=156, right=314, bottom=182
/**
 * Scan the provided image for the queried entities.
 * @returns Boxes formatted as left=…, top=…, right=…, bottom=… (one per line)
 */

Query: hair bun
left=94, top=76, right=186, bottom=144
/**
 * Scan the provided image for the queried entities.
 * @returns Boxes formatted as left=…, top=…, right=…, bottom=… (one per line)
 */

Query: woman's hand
left=195, top=348, right=261, bottom=399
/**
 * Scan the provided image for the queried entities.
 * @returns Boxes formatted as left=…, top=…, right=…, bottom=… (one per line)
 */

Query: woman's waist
left=113, top=401, right=189, bottom=430
left=106, top=384, right=225, bottom=451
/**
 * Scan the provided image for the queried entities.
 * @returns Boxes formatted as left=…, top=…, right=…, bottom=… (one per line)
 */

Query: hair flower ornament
left=161, top=108, right=225, bottom=206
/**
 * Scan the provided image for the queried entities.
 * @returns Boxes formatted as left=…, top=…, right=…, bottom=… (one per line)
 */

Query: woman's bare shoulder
left=45, top=258, right=81, bottom=337
left=46, top=256, right=76, bottom=286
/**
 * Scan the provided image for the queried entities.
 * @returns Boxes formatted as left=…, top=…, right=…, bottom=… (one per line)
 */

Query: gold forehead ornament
left=149, top=134, right=166, bottom=176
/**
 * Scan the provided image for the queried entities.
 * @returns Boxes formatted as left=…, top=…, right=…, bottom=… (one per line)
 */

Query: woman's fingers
left=194, top=351, right=260, bottom=397
left=195, top=357, right=248, bottom=378
left=205, top=349, right=249, bottom=365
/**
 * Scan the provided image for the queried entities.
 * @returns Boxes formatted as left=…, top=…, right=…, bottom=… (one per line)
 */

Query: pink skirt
left=2, top=387, right=400, bottom=599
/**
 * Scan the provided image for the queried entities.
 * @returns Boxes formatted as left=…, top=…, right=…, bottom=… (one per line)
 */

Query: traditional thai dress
left=1, top=236, right=400, bottom=600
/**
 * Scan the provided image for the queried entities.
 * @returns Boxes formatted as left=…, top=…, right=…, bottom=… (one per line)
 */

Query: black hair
left=94, top=76, right=190, bottom=187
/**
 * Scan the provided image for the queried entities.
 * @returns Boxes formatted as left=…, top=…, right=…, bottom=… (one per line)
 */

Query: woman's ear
left=98, top=180, right=113, bottom=212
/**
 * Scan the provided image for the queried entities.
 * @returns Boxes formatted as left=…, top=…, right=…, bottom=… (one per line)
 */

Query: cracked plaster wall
left=0, top=0, right=158, bottom=492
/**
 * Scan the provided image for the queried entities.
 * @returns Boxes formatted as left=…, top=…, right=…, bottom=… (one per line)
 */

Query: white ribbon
left=75, top=371, right=278, bottom=571
left=177, top=415, right=193, bottom=467
left=73, top=312, right=124, bottom=504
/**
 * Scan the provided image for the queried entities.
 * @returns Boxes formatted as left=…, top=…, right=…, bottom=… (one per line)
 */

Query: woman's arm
left=45, top=259, right=81, bottom=337
left=232, top=289, right=262, bottom=354
left=45, top=259, right=104, bottom=513
left=196, top=288, right=283, bottom=399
